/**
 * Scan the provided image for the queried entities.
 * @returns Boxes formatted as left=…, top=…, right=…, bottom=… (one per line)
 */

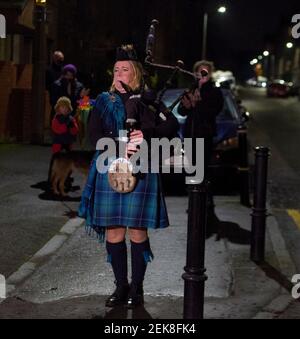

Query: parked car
left=213, top=70, right=236, bottom=92
left=160, top=88, right=249, bottom=194
left=267, top=80, right=290, bottom=97
left=246, top=76, right=268, bottom=88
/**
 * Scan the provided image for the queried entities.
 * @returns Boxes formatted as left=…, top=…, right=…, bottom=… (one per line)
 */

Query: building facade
left=0, top=0, right=204, bottom=143
left=0, top=0, right=59, bottom=142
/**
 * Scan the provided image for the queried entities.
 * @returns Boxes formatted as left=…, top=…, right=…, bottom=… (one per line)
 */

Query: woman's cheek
left=124, top=74, right=132, bottom=85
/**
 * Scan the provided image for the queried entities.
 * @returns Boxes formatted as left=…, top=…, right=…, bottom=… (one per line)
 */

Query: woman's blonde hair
left=110, top=60, right=144, bottom=92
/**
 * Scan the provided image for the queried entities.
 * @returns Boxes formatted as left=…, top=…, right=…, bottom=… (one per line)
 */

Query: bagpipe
left=110, top=21, right=210, bottom=194
left=119, top=19, right=204, bottom=139
left=143, top=19, right=208, bottom=114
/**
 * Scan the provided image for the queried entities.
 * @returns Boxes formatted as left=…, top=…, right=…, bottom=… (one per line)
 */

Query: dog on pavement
left=49, top=151, right=95, bottom=196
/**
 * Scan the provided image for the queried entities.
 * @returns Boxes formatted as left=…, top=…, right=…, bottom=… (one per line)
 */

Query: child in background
left=52, top=97, right=79, bottom=154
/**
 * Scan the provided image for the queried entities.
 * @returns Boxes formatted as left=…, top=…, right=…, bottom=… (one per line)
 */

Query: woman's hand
left=129, top=130, right=144, bottom=146
left=126, top=142, right=138, bottom=158
left=126, top=130, right=143, bottom=158
left=80, top=88, right=90, bottom=98
left=181, top=91, right=200, bottom=109
left=181, top=93, right=193, bottom=110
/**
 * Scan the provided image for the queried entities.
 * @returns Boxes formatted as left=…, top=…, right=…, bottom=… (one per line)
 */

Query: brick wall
left=0, top=61, right=17, bottom=140
left=16, top=64, right=33, bottom=89
left=0, top=61, right=33, bottom=142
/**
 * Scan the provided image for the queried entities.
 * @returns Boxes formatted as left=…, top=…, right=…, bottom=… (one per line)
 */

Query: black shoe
left=126, top=284, right=144, bottom=309
left=105, top=284, right=130, bottom=308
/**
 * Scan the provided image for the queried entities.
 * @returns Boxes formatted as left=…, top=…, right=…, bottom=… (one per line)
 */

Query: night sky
left=205, top=0, right=300, bottom=79
left=57, top=0, right=300, bottom=86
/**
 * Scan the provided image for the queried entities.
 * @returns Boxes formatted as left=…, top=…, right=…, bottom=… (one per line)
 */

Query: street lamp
left=202, top=6, right=227, bottom=60
left=286, top=42, right=293, bottom=49
left=263, top=51, right=269, bottom=57
left=34, top=0, right=47, bottom=22
left=218, top=6, right=227, bottom=13
left=250, top=58, right=258, bottom=65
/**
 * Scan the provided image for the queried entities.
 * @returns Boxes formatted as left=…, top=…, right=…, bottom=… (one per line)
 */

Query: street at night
left=243, top=86, right=300, bottom=318
left=0, top=0, right=300, bottom=325
left=242, top=87, right=300, bottom=269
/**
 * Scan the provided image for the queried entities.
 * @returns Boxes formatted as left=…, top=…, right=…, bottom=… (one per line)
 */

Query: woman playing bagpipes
left=78, top=45, right=179, bottom=308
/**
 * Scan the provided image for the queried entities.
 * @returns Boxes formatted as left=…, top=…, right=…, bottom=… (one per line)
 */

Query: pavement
left=0, top=144, right=298, bottom=319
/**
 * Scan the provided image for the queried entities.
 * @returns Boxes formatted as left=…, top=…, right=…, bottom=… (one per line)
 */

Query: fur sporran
left=108, top=158, right=137, bottom=193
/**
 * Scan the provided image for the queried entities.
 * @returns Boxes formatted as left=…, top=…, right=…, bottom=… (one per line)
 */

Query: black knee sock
left=131, top=239, right=154, bottom=287
left=106, top=241, right=128, bottom=286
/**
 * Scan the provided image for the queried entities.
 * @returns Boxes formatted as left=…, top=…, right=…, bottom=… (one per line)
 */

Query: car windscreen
left=161, top=89, right=188, bottom=124
left=217, top=89, right=240, bottom=122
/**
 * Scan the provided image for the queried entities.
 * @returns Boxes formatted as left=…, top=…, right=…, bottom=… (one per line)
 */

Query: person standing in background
left=46, top=51, right=65, bottom=92
left=46, top=51, right=65, bottom=123
left=178, top=60, right=224, bottom=235
left=51, top=96, right=79, bottom=154
left=50, top=64, right=85, bottom=118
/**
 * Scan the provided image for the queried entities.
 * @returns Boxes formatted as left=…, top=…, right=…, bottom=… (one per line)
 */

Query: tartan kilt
left=78, top=153, right=169, bottom=236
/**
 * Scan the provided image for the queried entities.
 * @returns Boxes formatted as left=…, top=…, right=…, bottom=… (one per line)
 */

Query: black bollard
left=182, top=182, right=208, bottom=319
left=238, top=126, right=251, bottom=207
left=250, top=147, right=270, bottom=263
